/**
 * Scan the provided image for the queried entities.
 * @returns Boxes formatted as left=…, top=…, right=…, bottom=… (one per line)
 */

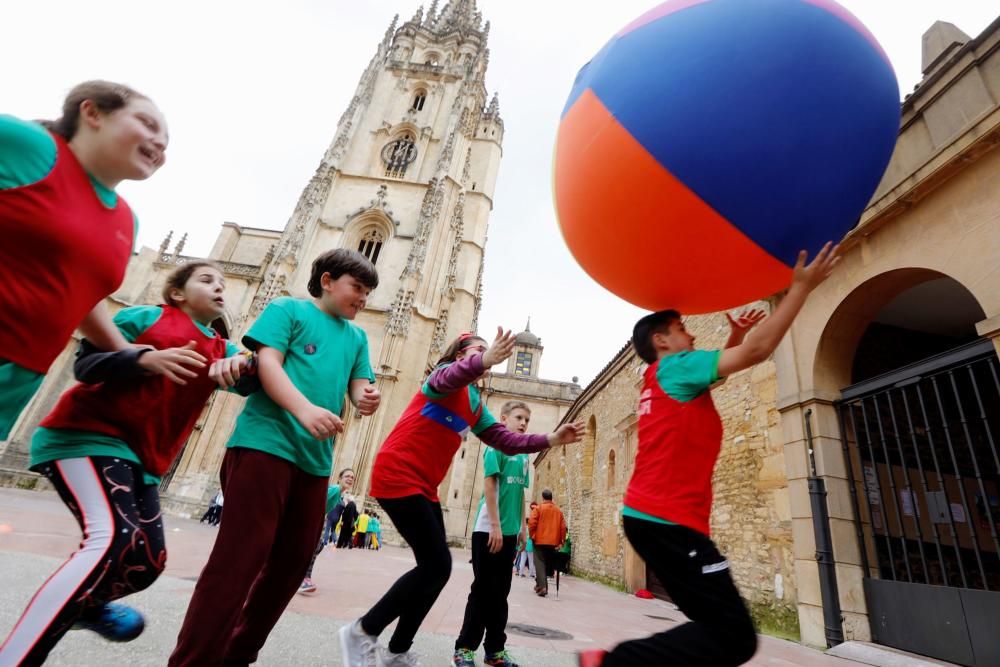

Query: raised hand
left=208, top=354, right=250, bottom=389
left=548, top=420, right=586, bottom=447
left=356, top=384, right=381, bottom=416
left=481, top=326, right=516, bottom=368
left=792, top=242, right=841, bottom=292
left=725, top=308, right=767, bottom=347
left=138, top=341, right=207, bottom=385
left=294, top=404, right=344, bottom=440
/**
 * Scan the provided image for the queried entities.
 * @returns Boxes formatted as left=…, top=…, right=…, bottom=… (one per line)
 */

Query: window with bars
left=357, top=228, right=384, bottom=264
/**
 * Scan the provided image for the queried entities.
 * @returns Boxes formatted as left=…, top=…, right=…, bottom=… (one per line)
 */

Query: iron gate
left=836, top=339, right=1000, bottom=666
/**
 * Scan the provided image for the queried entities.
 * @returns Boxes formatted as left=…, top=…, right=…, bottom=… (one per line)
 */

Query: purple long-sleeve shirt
left=426, top=355, right=551, bottom=455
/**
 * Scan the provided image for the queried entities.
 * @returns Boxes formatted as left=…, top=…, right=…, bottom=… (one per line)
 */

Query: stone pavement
left=0, top=487, right=866, bottom=666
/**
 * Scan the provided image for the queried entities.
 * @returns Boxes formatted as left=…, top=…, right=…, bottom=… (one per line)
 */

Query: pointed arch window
left=411, top=89, right=427, bottom=111
left=357, top=227, right=385, bottom=264
left=382, top=133, right=417, bottom=178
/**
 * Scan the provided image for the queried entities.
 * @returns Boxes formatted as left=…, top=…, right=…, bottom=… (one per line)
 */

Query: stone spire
left=382, top=14, right=399, bottom=47
left=486, top=92, right=500, bottom=117
left=435, top=0, right=480, bottom=34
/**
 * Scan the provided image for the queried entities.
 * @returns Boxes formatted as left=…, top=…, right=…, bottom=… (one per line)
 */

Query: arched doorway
left=824, top=271, right=1000, bottom=665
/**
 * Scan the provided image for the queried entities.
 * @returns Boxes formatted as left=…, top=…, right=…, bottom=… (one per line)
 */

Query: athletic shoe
left=298, top=578, right=318, bottom=595
left=378, top=647, right=423, bottom=666
left=577, top=649, right=607, bottom=667
left=484, top=649, right=520, bottom=666
left=451, top=648, right=477, bottom=666
left=72, top=602, right=144, bottom=642
left=339, top=619, right=380, bottom=667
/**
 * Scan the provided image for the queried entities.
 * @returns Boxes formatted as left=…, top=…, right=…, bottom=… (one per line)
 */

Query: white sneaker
left=377, top=647, right=423, bottom=667
left=339, top=619, right=380, bottom=667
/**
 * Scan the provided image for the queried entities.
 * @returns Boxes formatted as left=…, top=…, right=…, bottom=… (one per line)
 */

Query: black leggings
left=0, top=456, right=166, bottom=666
left=603, top=518, right=757, bottom=666
left=360, top=495, right=451, bottom=653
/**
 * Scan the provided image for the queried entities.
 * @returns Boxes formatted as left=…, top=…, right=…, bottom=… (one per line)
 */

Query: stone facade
left=0, top=2, right=580, bottom=542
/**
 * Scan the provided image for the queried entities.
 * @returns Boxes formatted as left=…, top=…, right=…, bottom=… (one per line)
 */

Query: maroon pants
left=169, top=448, right=327, bottom=666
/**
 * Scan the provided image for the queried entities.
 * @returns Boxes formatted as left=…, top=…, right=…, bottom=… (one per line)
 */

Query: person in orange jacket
left=527, top=489, right=567, bottom=596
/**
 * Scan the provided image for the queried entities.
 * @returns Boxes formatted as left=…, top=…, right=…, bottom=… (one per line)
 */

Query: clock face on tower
left=382, top=135, right=418, bottom=176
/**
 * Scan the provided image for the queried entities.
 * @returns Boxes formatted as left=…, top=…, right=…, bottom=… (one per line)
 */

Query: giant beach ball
left=554, top=0, right=900, bottom=313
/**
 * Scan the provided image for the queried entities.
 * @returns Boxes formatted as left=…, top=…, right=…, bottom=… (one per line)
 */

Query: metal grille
left=838, top=340, right=1000, bottom=592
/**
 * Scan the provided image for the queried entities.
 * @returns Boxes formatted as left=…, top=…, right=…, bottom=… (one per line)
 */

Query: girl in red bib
left=0, top=81, right=167, bottom=441
left=0, top=262, right=255, bottom=666
left=339, top=329, right=585, bottom=667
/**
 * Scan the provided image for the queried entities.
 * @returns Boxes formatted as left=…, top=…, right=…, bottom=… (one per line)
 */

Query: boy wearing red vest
left=580, top=243, right=840, bottom=667
left=0, top=262, right=254, bottom=665
left=170, top=249, right=381, bottom=667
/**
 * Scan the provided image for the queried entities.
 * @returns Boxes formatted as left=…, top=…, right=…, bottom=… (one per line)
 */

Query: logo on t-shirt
left=304, top=343, right=317, bottom=355
left=638, top=388, right=652, bottom=416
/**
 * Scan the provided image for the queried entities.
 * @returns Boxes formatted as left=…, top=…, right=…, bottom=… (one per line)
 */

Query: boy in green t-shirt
left=170, top=249, right=382, bottom=667
left=452, top=401, right=534, bottom=667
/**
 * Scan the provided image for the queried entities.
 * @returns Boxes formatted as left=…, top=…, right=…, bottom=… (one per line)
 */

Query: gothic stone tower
left=164, top=1, right=506, bottom=512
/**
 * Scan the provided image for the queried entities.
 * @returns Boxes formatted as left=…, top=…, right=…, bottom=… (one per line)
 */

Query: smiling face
left=339, top=469, right=356, bottom=490
left=169, top=266, right=226, bottom=325
left=318, top=272, right=371, bottom=320
left=86, top=96, right=168, bottom=182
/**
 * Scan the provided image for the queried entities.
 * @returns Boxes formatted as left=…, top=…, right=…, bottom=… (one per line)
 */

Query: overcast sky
left=2, top=1, right=996, bottom=385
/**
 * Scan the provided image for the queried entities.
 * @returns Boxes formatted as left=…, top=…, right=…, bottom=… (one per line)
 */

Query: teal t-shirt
left=421, top=371, right=498, bottom=435
left=325, top=483, right=342, bottom=515
left=473, top=448, right=530, bottom=536
left=30, top=306, right=239, bottom=486
left=227, top=297, right=374, bottom=477
left=0, top=116, right=139, bottom=435
left=623, top=349, right=721, bottom=525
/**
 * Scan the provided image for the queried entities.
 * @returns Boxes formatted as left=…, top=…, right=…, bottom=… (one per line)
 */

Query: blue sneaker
left=73, top=602, right=145, bottom=642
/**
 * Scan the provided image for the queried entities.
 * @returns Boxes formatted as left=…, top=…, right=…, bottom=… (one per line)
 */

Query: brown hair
left=307, top=249, right=379, bottom=297
left=40, top=80, right=149, bottom=140
left=434, top=332, right=487, bottom=368
left=632, top=309, right=682, bottom=364
left=162, top=261, right=223, bottom=307
left=501, top=400, right=530, bottom=417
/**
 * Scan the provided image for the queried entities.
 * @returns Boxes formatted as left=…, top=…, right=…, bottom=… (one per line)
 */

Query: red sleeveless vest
left=624, top=360, right=723, bottom=536
left=41, top=306, right=228, bottom=476
left=0, top=132, right=134, bottom=373
left=370, top=385, right=483, bottom=502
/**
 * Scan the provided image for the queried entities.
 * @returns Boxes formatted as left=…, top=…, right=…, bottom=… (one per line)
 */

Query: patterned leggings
left=0, top=456, right=167, bottom=666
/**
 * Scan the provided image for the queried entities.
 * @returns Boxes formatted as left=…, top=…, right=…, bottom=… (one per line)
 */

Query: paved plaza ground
left=0, top=487, right=880, bottom=666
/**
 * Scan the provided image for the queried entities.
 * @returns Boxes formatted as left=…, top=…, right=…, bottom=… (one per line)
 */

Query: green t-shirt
left=472, top=448, right=530, bottom=536
left=623, top=349, right=721, bottom=525
left=325, top=483, right=342, bottom=515
left=227, top=297, right=374, bottom=477
left=0, top=116, right=139, bottom=428
left=30, top=306, right=239, bottom=486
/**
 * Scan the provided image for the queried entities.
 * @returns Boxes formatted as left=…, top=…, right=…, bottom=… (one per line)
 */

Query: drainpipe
left=805, top=408, right=845, bottom=647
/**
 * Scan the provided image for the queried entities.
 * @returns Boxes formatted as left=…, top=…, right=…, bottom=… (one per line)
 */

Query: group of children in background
left=0, top=80, right=841, bottom=667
